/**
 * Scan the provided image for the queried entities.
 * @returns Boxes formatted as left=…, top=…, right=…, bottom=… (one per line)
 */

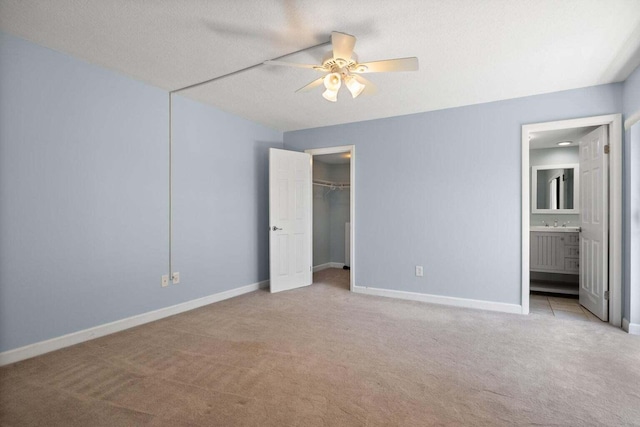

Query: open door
left=579, top=126, right=608, bottom=320
left=269, top=148, right=312, bottom=293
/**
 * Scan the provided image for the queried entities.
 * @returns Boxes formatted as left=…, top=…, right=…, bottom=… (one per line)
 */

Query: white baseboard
left=0, top=280, right=269, bottom=366
left=622, top=318, right=640, bottom=335
left=313, top=262, right=345, bottom=272
left=352, top=285, right=523, bottom=314
left=313, top=263, right=331, bottom=272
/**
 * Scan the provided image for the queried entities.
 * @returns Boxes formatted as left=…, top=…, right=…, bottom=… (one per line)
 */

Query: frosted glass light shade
left=323, top=73, right=341, bottom=91
left=322, top=89, right=338, bottom=102
left=345, top=75, right=365, bottom=98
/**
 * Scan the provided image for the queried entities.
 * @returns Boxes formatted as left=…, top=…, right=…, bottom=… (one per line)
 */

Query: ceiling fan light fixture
left=335, top=58, right=348, bottom=68
left=345, top=75, right=365, bottom=98
left=275, top=31, right=418, bottom=103
left=322, top=88, right=338, bottom=102
left=324, top=72, right=342, bottom=91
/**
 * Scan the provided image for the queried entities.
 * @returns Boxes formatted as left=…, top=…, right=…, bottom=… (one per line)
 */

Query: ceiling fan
left=264, top=31, right=419, bottom=102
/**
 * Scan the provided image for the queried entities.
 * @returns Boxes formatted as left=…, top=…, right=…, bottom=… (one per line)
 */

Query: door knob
left=271, top=226, right=282, bottom=231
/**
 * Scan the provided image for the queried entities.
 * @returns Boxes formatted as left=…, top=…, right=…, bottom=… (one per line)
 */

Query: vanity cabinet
left=530, top=231, right=579, bottom=274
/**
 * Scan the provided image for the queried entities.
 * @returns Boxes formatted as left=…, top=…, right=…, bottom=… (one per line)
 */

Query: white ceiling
left=314, top=152, right=351, bottom=165
left=530, top=126, right=597, bottom=150
left=2, top=0, right=640, bottom=132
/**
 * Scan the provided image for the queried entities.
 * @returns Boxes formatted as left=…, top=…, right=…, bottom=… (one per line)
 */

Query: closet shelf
left=313, top=179, right=350, bottom=189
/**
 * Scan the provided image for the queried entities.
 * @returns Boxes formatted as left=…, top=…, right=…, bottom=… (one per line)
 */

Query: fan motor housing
left=322, top=52, right=359, bottom=73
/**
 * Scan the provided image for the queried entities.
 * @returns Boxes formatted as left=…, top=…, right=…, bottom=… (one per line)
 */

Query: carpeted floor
left=1, top=268, right=640, bottom=426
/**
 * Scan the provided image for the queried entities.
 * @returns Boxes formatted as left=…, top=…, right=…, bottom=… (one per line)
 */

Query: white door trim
left=521, top=114, right=622, bottom=327
left=305, top=145, right=355, bottom=291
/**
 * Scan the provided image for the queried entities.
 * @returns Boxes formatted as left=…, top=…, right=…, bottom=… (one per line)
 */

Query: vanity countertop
left=530, top=226, right=580, bottom=233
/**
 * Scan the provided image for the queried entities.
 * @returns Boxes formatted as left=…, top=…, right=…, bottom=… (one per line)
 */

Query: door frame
left=521, top=114, right=622, bottom=327
left=305, top=145, right=355, bottom=292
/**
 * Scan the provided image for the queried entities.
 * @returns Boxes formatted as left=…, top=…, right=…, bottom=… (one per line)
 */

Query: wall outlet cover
left=172, top=272, right=180, bottom=284
left=415, top=266, right=424, bottom=277
left=161, top=275, right=169, bottom=287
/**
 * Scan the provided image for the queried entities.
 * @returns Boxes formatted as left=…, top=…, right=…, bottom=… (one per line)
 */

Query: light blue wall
left=0, top=32, right=282, bottom=353
left=284, top=84, right=622, bottom=304
left=171, top=95, right=282, bottom=299
left=623, top=63, right=640, bottom=324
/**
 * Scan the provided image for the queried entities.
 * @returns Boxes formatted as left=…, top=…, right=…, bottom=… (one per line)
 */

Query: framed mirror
left=531, top=164, right=579, bottom=214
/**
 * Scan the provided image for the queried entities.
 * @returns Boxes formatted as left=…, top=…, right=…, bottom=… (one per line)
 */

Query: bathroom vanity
left=529, top=161, right=581, bottom=295
left=530, top=226, right=580, bottom=294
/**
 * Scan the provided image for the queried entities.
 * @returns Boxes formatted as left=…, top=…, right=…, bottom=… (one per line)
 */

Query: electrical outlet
left=161, top=275, right=169, bottom=287
left=172, top=272, right=180, bottom=284
left=415, top=266, right=424, bottom=277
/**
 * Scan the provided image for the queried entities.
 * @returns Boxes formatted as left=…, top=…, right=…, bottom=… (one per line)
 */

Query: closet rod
left=313, top=182, right=350, bottom=189
left=313, top=179, right=349, bottom=185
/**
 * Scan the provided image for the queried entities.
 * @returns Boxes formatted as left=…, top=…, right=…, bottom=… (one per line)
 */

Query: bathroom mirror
left=531, top=164, right=579, bottom=214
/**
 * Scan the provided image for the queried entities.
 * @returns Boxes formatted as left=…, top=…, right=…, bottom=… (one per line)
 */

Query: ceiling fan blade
left=331, top=31, right=356, bottom=61
left=354, top=57, right=419, bottom=73
left=352, top=75, right=377, bottom=95
left=296, top=77, right=325, bottom=93
left=264, top=60, right=322, bottom=70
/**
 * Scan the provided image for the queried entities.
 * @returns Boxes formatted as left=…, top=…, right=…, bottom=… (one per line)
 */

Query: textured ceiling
left=1, top=0, right=640, bottom=132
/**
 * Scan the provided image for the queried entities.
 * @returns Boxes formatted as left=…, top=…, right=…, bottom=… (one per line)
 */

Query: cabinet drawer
left=566, top=234, right=579, bottom=245
left=565, top=258, right=579, bottom=272
left=564, top=245, right=579, bottom=257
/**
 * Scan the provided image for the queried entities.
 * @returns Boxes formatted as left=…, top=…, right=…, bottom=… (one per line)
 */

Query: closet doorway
left=305, top=145, right=355, bottom=291
left=521, top=114, right=622, bottom=326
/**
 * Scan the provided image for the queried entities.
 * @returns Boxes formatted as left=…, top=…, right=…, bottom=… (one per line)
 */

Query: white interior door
left=269, top=148, right=312, bottom=293
left=579, top=126, right=608, bottom=320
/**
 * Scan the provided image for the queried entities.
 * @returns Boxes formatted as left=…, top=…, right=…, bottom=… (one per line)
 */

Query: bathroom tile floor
left=529, top=293, right=602, bottom=322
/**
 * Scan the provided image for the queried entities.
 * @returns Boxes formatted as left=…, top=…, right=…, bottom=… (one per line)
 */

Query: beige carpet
left=1, top=268, right=640, bottom=426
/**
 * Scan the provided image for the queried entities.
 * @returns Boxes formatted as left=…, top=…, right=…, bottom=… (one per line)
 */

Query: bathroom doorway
left=528, top=125, right=593, bottom=296
left=521, top=115, right=622, bottom=326
left=305, top=145, right=355, bottom=291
